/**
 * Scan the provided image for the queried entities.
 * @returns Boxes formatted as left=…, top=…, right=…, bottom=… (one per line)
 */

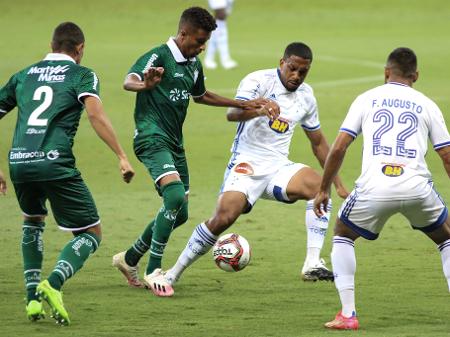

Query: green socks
left=48, top=232, right=101, bottom=290
left=22, top=221, right=45, bottom=302
left=146, top=181, right=185, bottom=275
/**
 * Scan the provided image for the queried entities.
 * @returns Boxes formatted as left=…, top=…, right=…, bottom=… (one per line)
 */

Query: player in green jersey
left=112, top=7, right=270, bottom=297
left=0, top=22, right=135, bottom=325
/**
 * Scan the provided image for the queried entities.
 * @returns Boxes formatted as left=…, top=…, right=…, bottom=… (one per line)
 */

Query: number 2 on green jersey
left=28, top=85, right=53, bottom=126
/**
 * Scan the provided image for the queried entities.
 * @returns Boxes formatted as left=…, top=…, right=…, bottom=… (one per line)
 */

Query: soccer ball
left=212, top=233, right=251, bottom=272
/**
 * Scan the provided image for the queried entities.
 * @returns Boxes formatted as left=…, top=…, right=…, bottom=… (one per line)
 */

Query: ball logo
left=234, top=162, right=254, bottom=175
left=269, top=118, right=289, bottom=133
left=382, top=164, right=404, bottom=177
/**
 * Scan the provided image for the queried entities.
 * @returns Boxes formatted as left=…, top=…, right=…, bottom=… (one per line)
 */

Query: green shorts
left=13, top=175, right=100, bottom=231
left=135, top=140, right=189, bottom=195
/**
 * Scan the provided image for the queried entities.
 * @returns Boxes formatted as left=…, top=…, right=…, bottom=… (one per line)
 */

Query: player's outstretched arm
left=0, top=169, right=7, bottom=195
left=306, top=130, right=350, bottom=199
left=313, top=132, right=353, bottom=217
left=84, top=96, right=135, bottom=183
left=436, top=145, right=450, bottom=178
left=123, top=68, right=164, bottom=92
left=226, top=99, right=279, bottom=122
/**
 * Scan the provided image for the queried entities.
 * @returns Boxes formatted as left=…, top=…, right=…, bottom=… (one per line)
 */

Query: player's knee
left=162, top=181, right=186, bottom=211
left=173, top=203, right=189, bottom=229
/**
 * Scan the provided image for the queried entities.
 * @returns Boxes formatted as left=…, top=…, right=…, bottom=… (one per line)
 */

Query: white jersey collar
left=44, top=53, right=76, bottom=64
left=166, top=37, right=196, bottom=63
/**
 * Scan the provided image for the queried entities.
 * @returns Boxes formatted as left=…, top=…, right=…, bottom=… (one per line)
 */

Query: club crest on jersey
left=234, top=162, right=254, bottom=175
left=269, top=117, right=289, bottom=134
left=382, top=164, right=404, bottom=177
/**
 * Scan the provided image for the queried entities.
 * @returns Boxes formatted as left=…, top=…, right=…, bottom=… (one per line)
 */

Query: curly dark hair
left=179, top=7, right=217, bottom=32
left=283, top=42, right=313, bottom=61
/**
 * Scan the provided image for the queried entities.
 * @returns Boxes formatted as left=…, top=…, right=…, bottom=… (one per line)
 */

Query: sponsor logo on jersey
left=26, top=128, right=46, bottom=135
left=10, top=151, right=45, bottom=160
left=28, top=65, right=69, bottom=83
left=169, top=88, right=190, bottom=102
left=143, top=53, right=159, bottom=72
left=268, top=93, right=277, bottom=101
left=382, top=164, right=404, bottom=177
left=174, top=72, right=184, bottom=78
left=269, top=117, right=290, bottom=133
left=46, top=150, right=59, bottom=160
left=234, top=162, right=254, bottom=175
left=163, top=164, right=175, bottom=169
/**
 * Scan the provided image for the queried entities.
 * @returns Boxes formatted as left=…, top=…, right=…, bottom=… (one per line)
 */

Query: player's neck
left=386, top=76, right=413, bottom=87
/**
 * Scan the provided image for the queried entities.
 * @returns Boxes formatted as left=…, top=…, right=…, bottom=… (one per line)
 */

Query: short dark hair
left=386, top=47, right=417, bottom=78
left=179, top=7, right=217, bottom=32
left=51, top=22, right=85, bottom=53
left=283, top=42, right=313, bottom=61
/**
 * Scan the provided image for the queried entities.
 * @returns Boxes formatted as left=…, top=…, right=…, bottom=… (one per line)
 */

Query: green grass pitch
left=0, top=0, right=449, bottom=336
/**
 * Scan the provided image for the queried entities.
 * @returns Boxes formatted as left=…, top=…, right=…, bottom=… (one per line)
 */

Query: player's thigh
left=338, top=191, right=399, bottom=240
left=262, top=163, right=319, bottom=202
left=44, top=176, right=100, bottom=231
left=13, top=181, right=48, bottom=217
left=402, top=189, right=449, bottom=242
left=221, top=162, right=269, bottom=211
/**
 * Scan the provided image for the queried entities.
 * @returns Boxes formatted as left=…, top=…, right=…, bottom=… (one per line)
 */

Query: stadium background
left=0, top=0, right=449, bottom=336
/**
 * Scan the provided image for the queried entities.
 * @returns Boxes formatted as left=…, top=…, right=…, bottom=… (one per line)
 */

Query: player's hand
left=119, top=158, right=135, bottom=183
left=257, top=100, right=280, bottom=120
left=335, top=184, right=350, bottom=199
left=0, top=170, right=7, bottom=195
left=240, top=97, right=268, bottom=111
left=313, top=190, right=330, bottom=217
left=143, top=67, right=164, bottom=90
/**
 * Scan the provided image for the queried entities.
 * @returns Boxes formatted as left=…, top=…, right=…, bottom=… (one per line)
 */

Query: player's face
left=180, top=27, right=211, bottom=58
left=279, top=55, right=311, bottom=92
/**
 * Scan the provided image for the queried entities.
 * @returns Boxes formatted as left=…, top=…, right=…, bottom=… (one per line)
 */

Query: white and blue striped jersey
left=340, top=82, right=450, bottom=200
left=228, top=68, right=320, bottom=174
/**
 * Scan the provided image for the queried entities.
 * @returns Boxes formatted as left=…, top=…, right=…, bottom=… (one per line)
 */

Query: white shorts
left=208, top=0, right=233, bottom=11
left=338, top=187, right=448, bottom=240
left=220, top=160, right=308, bottom=211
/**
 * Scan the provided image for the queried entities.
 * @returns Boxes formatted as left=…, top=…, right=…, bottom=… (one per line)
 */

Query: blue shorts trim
left=412, top=207, right=448, bottom=233
left=339, top=214, right=379, bottom=240
left=273, top=186, right=295, bottom=204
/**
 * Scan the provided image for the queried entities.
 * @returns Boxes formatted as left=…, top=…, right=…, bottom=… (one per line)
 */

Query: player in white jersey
left=204, top=0, right=237, bottom=69
left=146, top=42, right=349, bottom=296
left=314, top=47, right=450, bottom=330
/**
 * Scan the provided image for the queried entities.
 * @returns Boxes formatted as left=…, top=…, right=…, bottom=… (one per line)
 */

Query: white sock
left=304, top=199, right=331, bottom=265
left=204, top=31, right=217, bottom=62
left=165, top=223, right=217, bottom=284
left=215, top=19, right=232, bottom=63
left=332, top=236, right=356, bottom=317
left=438, top=239, right=450, bottom=291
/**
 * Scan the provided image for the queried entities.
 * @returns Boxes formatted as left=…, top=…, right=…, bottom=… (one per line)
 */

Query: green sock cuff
left=78, top=232, right=101, bottom=253
left=160, top=180, right=184, bottom=194
left=23, top=221, right=45, bottom=230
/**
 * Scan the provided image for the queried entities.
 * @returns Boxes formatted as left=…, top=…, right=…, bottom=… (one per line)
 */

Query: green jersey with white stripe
left=129, top=38, right=206, bottom=152
left=0, top=53, right=100, bottom=183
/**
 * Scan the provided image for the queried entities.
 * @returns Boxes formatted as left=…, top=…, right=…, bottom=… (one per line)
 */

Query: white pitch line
left=234, top=50, right=384, bottom=69
left=209, top=75, right=382, bottom=93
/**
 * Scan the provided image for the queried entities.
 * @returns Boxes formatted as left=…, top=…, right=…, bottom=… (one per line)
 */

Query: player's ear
left=279, top=58, right=285, bottom=68
left=412, top=71, right=419, bottom=83
left=384, top=67, right=390, bottom=83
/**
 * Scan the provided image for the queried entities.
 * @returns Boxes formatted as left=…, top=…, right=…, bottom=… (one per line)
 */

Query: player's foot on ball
left=26, top=299, right=45, bottom=322
left=112, top=251, right=145, bottom=288
left=301, top=258, right=334, bottom=282
left=36, top=280, right=70, bottom=326
left=324, top=311, right=359, bottom=330
left=144, top=268, right=174, bottom=297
